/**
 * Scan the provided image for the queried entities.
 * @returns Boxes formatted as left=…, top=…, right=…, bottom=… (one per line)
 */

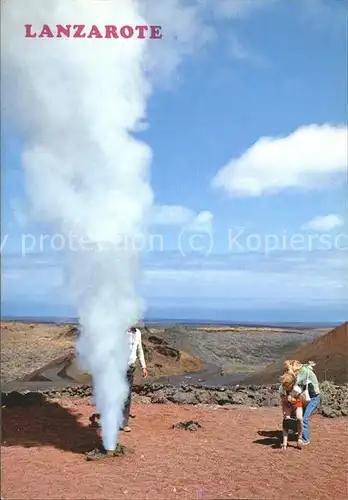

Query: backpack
left=302, top=361, right=316, bottom=402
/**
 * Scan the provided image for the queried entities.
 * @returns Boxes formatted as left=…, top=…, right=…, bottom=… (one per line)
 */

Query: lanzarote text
left=24, top=24, right=162, bottom=39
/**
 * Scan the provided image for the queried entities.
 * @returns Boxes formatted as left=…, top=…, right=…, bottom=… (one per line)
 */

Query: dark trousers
left=122, top=364, right=135, bottom=426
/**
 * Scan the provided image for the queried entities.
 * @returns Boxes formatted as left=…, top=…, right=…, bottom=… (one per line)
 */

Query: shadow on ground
left=253, top=429, right=283, bottom=449
left=1, top=393, right=100, bottom=454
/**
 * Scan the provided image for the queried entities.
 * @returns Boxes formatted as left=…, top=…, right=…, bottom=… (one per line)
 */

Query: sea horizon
left=1, top=312, right=342, bottom=329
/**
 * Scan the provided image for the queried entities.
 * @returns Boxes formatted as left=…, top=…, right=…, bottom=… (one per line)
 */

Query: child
left=279, top=372, right=306, bottom=449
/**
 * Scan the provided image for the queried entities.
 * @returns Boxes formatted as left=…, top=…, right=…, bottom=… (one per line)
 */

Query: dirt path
left=2, top=401, right=347, bottom=500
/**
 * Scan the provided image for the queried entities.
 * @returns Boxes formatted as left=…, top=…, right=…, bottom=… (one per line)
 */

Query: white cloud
left=189, top=210, right=214, bottom=232
left=142, top=267, right=346, bottom=304
left=212, top=124, right=347, bottom=197
left=141, top=0, right=214, bottom=84
left=152, top=205, right=194, bottom=226
left=2, top=248, right=346, bottom=310
left=152, top=205, right=214, bottom=231
left=302, top=214, right=345, bottom=232
left=141, top=0, right=279, bottom=83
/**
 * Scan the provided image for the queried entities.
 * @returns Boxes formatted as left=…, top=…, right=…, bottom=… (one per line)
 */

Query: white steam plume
left=2, top=0, right=269, bottom=451
left=1, top=0, right=155, bottom=450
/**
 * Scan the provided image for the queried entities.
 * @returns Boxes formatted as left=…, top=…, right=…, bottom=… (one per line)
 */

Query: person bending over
left=284, top=359, right=321, bottom=446
left=279, top=372, right=305, bottom=449
left=120, top=326, right=148, bottom=433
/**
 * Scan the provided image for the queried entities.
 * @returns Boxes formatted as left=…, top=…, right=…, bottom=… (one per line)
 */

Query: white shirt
left=128, top=328, right=146, bottom=368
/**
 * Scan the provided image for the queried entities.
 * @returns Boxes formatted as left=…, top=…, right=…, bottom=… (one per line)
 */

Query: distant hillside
left=20, top=324, right=204, bottom=385
left=244, top=322, right=348, bottom=385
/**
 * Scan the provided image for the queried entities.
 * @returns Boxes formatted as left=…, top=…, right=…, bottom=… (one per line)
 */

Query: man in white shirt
left=120, top=326, right=148, bottom=432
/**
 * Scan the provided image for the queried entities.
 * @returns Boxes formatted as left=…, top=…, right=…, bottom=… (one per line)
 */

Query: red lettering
left=73, top=25, right=86, bottom=38
left=149, top=25, right=162, bottom=39
left=120, top=25, right=134, bottom=39
left=135, top=25, right=148, bottom=39
left=105, top=25, right=118, bottom=38
left=87, top=25, right=103, bottom=38
left=25, top=24, right=36, bottom=38
left=39, top=24, right=54, bottom=38
left=56, top=24, right=71, bottom=38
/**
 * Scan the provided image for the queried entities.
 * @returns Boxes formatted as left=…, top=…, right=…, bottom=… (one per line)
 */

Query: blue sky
left=2, top=0, right=347, bottom=323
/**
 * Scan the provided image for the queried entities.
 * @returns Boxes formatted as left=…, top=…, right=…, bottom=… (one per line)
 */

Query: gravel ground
left=2, top=400, right=347, bottom=500
left=1, top=322, right=74, bottom=382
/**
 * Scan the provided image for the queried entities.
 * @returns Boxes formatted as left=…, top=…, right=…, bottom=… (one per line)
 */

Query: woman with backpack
left=284, top=359, right=321, bottom=446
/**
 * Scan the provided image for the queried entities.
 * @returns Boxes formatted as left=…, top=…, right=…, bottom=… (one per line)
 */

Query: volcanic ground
left=2, top=320, right=348, bottom=499
left=1, top=321, right=331, bottom=390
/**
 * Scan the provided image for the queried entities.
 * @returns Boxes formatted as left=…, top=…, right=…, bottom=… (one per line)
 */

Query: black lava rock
left=172, top=420, right=202, bottom=431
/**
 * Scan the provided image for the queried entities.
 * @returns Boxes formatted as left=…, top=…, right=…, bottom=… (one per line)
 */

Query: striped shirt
left=279, top=384, right=302, bottom=398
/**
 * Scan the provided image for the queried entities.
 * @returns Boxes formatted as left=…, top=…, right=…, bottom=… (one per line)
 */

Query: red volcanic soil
left=1, top=399, right=347, bottom=500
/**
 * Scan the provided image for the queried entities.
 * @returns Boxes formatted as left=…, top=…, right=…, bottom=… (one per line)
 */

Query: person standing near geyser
left=120, top=326, right=148, bottom=432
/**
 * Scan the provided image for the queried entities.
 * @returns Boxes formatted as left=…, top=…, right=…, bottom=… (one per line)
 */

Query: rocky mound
left=57, top=325, right=79, bottom=338
left=134, top=330, right=204, bottom=384
left=243, top=322, right=348, bottom=385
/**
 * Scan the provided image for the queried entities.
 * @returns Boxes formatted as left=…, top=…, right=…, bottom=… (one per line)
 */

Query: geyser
left=2, top=0, right=154, bottom=451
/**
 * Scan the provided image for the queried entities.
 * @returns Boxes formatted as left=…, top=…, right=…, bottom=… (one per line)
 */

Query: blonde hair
left=280, top=371, right=297, bottom=389
left=280, top=372, right=305, bottom=405
left=284, top=359, right=303, bottom=375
